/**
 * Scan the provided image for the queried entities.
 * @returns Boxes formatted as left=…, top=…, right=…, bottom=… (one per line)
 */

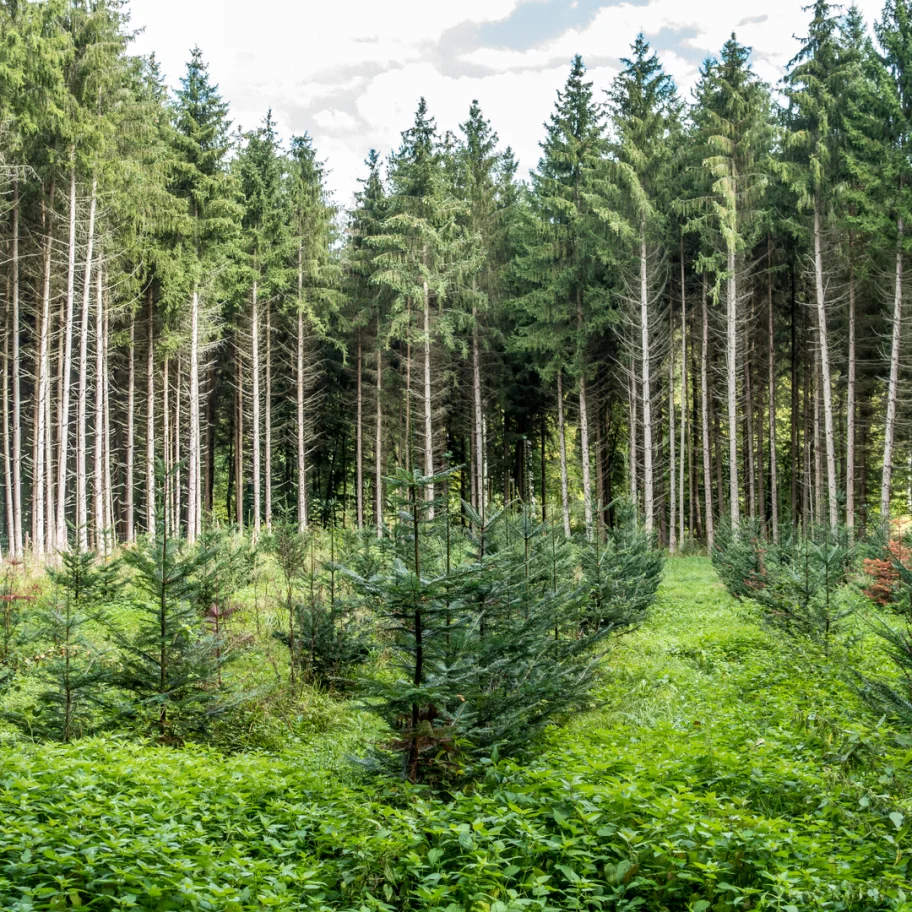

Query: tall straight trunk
left=235, top=339, right=244, bottom=530
left=768, top=239, right=779, bottom=542
left=726, top=245, right=740, bottom=526
left=76, top=225, right=95, bottom=551
left=701, top=275, right=714, bottom=549
left=744, top=348, right=756, bottom=521
left=579, top=373, right=593, bottom=540
left=173, top=359, right=181, bottom=536
left=163, top=357, right=170, bottom=536
left=790, top=265, right=799, bottom=526
left=187, top=289, right=201, bottom=544
left=146, top=287, right=155, bottom=533
left=812, top=203, right=839, bottom=528
left=472, top=297, right=484, bottom=522
left=556, top=370, right=571, bottom=538
left=125, top=310, right=135, bottom=542
left=813, top=348, right=823, bottom=526
left=540, top=415, right=547, bottom=523
left=422, top=268, right=434, bottom=513
left=296, top=247, right=308, bottom=532
left=881, top=216, right=903, bottom=524
left=669, top=297, right=677, bottom=553
left=679, top=255, right=687, bottom=548
left=577, top=292, right=593, bottom=540
left=690, top=326, right=702, bottom=539
left=10, top=179, right=22, bottom=557
left=55, top=165, right=79, bottom=550
left=640, top=230, right=654, bottom=534
left=93, top=269, right=104, bottom=549
left=264, top=301, right=272, bottom=533
left=3, top=309, right=11, bottom=555
left=34, top=192, right=54, bottom=555
left=355, top=330, right=363, bottom=529
left=629, top=363, right=638, bottom=513
left=251, top=279, right=261, bottom=539
left=375, top=317, right=383, bottom=537
left=405, top=302, right=412, bottom=472
left=846, top=250, right=856, bottom=536
left=102, top=301, right=114, bottom=551
left=596, top=405, right=606, bottom=536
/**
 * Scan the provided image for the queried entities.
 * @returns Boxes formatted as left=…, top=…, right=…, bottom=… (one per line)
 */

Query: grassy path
left=0, top=558, right=910, bottom=911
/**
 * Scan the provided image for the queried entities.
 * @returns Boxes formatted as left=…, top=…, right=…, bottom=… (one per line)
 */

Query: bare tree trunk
left=813, top=348, right=823, bottom=526
left=264, top=301, right=272, bottom=533
left=679, top=253, right=687, bottom=548
left=726, top=246, right=740, bottom=526
left=744, top=348, right=756, bottom=521
left=846, top=252, right=856, bottom=537
left=813, top=203, right=839, bottom=528
left=556, top=370, right=571, bottom=538
left=163, top=357, right=170, bottom=537
left=768, top=239, right=779, bottom=542
left=235, top=339, right=244, bottom=530
left=356, top=330, right=363, bottom=529
left=251, top=279, right=261, bottom=540
left=55, top=165, right=80, bottom=550
left=146, top=287, right=155, bottom=533
left=577, top=292, right=593, bottom=540
left=102, top=300, right=113, bottom=551
left=93, top=269, right=105, bottom=548
left=629, top=362, right=638, bottom=513
left=10, top=179, right=22, bottom=557
left=75, top=220, right=97, bottom=551
left=34, top=192, right=54, bottom=555
left=375, top=318, right=383, bottom=536
left=701, top=275, right=714, bottom=549
left=640, top=230, right=654, bottom=534
left=472, top=298, right=484, bottom=522
left=3, top=308, right=11, bottom=556
left=669, top=297, right=677, bottom=553
left=422, top=267, right=434, bottom=512
left=126, top=310, right=135, bottom=542
left=187, top=289, right=201, bottom=543
left=881, top=217, right=903, bottom=524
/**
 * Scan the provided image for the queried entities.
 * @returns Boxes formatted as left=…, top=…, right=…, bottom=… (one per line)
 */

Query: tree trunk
left=640, top=229, right=654, bottom=534
left=577, top=291, right=593, bottom=540
left=556, top=370, right=571, bottom=538
left=102, top=300, right=114, bottom=551
left=813, top=202, right=839, bottom=528
left=881, top=216, right=903, bottom=525
left=55, top=165, right=79, bottom=550
left=744, top=345, right=756, bottom=521
left=629, top=363, right=638, bottom=514
left=356, top=330, right=363, bottom=529
left=726, top=245, right=740, bottom=526
left=422, top=268, right=434, bottom=513
left=235, top=338, right=244, bottom=530
left=2, top=308, right=11, bottom=557
left=126, top=309, right=135, bottom=542
left=10, top=178, right=22, bottom=557
left=187, top=289, right=201, bottom=543
left=34, top=191, right=54, bottom=555
left=251, top=279, right=261, bottom=540
left=768, top=239, right=778, bottom=542
left=679, top=252, right=687, bottom=548
left=296, top=247, right=308, bottom=532
left=264, top=300, right=272, bottom=533
left=669, top=295, right=677, bottom=553
left=93, top=269, right=104, bottom=549
left=146, top=287, right=156, bottom=533
left=472, top=299, right=484, bottom=522
left=375, top=317, right=383, bottom=537
left=701, top=275, right=714, bottom=549
left=846, top=250, right=856, bottom=537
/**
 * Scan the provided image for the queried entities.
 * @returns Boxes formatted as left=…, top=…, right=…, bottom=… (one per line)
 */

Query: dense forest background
left=1, top=0, right=911, bottom=556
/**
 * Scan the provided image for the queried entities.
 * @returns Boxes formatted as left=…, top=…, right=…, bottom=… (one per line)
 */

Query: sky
left=127, top=0, right=886, bottom=207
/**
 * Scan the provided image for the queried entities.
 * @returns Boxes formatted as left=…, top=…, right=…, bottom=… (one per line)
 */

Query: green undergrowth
left=1, top=558, right=911, bottom=911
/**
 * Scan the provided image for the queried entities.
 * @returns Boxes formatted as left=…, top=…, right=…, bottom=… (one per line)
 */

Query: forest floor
left=1, top=558, right=911, bottom=911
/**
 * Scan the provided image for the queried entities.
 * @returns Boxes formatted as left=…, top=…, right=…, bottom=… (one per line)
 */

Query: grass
left=1, top=557, right=911, bottom=910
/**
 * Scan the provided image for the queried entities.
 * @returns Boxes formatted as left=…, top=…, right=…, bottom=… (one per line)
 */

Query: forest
left=5, top=0, right=912, bottom=910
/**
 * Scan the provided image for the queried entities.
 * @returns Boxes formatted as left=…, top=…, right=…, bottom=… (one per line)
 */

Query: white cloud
left=125, top=0, right=890, bottom=202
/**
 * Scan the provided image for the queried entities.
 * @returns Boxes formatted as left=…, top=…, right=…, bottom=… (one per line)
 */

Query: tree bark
left=556, top=370, right=571, bottom=538
left=375, top=317, right=383, bottom=536
left=640, top=229, right=654, bottom=534
left=187, top=289, right=201, bottom=543
left=422, top=267, right=434, bottom=513
left=356, top=329, right=363, bottom=529
left=669, top=294, right=677, bottom=553
left=701, top=275, right=714, bottom=549
left=93, top=268, right=104, bottom=549
left=146, top=287, right=156, bottom=533
left=251, top=279, right=261, bottom=540
left=34, top=190, right=54, bottom=555
left=10, top=178, right=22, bottom=557
left=881, top=216, right=903, bottom=524
left=472, top=297, right=484, bottom=522
left=768, top=239, right=779, bottom=542
left=812, top=202, right=839, bottom=528
left=726, top=245, right=740, bottom=526
left=126, top=309, right=135, bottom=542
left=679, top=252, right=687, bottom=548
left=264, top=300, right=272, bottom=533
left=846, top=249, right=856, bottom=537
